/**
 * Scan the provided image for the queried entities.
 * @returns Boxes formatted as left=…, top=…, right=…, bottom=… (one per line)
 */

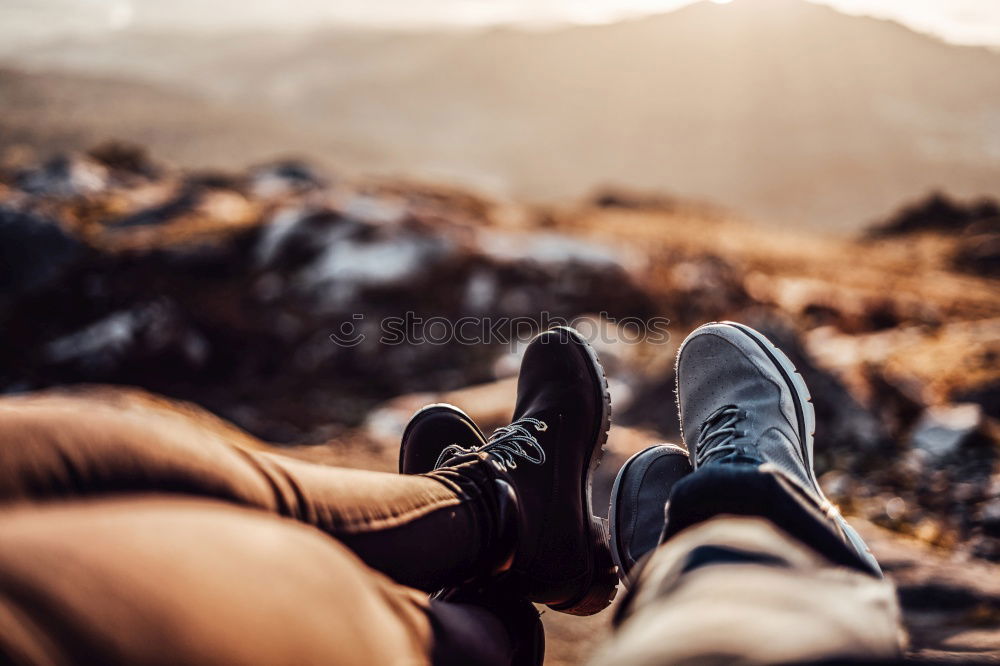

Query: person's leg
left=0, top=326, right=618, bottom=616
left=592, top=516, right=903, bottom=666
left=0, top=392, right=508, bottom=592
left=673, top=321, right=882, bottom=574
left=0, top=496, right=525, bottom=666
left=598, top=322, right=905, bottom=664
left=397, top=326, right=618, bottom=615
left=601, top=459, right=905, bottom=665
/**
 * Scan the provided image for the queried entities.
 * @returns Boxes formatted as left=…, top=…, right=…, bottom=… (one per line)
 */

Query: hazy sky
left=3, top=0, right=1000, bottom=49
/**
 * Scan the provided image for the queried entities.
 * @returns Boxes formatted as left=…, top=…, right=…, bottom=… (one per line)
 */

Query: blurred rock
left=981, top=499, right=1000, bottom=537
left=910, top=403, right=987, bottom=461
left=110, top=186, right=204, bottom=228
left=260, top=206, right=457, bottom=314
left=745, top=273, right=910, bottom=333
left=41, top=300, right=209, bottom=380
left=654, top=253, right=750, bottom=327
left=666, top=255, right=749, bottom=324
left=589, top=187, right=678, bottom=211
left=0, top=206, right=83, bottom=311
left=0, top=150, right=655, bottom=434
left=953, top=220, right=1000, bottom=278
left=868, top=191, right=1000, bottom=237
left=15, top=153, right=109, bottom=197
left=477, top=230, right=619, bottom=268
left=955, top=379, right=1000, bottom=420
left=249, top=160, right=326, bottom=199
left=87, top=142, right=161, bottom=181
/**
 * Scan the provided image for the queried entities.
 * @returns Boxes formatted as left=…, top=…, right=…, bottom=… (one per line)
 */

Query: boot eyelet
left=535, top=421, right=548, bottom=432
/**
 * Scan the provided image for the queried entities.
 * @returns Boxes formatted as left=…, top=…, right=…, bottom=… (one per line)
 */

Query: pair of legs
left=0, top=324, right=904, bottom=665
left=0, top=393, right=523, bottom=665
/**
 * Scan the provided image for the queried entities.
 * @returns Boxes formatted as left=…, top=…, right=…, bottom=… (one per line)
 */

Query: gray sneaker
left=609, top=444, right=692, bottom=586
left=675, top=321, right=880, bottom=574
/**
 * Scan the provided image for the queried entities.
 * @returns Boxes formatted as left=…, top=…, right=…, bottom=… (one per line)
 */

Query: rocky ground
left=1, top=144, right=999, bottom=662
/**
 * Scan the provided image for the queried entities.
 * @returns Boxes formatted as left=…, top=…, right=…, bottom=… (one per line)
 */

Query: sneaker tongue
left=704, top=451, right=763, bottom=467
left=696, top=406, right=745, bottom=466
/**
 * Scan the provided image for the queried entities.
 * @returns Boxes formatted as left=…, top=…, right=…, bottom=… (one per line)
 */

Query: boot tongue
left=433, top=445, right=480, bottom=469
left=436, top=417, right=550, bottom=472
left=435, top=449, right=491, bottom=470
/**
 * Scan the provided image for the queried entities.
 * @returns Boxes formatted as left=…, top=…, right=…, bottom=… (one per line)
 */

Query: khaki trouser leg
left=0, top=394, right=498, bottom=592
left=0, top=497, right=435, bottom=666
left=591, top=517, right=905, bottom=666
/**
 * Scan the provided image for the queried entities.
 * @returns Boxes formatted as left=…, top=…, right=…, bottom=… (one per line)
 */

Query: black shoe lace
left=695, top=405, right=744, bottom=466
left=435, top=417, right=548, bottom=471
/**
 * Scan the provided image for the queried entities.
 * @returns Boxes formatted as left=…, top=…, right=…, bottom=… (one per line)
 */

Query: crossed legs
left=0, top=322, right=908, bottom=665
left=0, top=392, right=519, bottom=666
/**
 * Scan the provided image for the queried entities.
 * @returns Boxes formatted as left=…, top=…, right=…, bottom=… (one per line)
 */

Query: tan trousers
left=591, top=518, right=904, bottom=665
left=0, top=392, right=511, bottom=666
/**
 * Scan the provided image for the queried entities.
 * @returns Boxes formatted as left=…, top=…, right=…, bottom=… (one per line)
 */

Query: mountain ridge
left=3, top=0, right=999, bottom=230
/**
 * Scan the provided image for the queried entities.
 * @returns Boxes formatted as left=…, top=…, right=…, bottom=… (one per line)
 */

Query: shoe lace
left=695, top=405, right=744, bottom=466
left=435, top=417, right=548, bottom=470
